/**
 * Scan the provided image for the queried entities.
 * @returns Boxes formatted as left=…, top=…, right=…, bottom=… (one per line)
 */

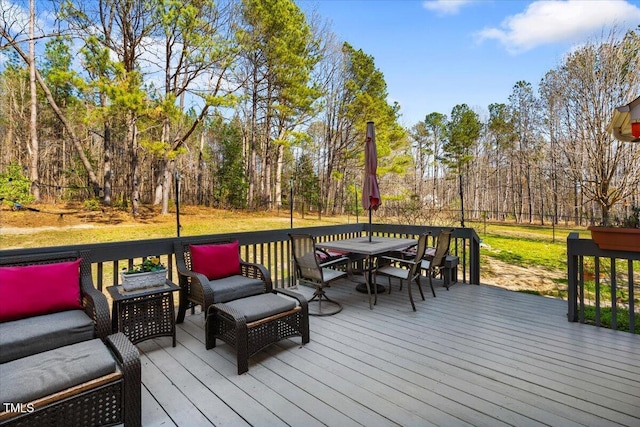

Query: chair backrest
left=0, top=250, right=92, bottom=295
left=431, top=229, right=453, bottom=268
left=289, top=233, right=324, bottom=283
left=409, top=233, right=430, bottom=276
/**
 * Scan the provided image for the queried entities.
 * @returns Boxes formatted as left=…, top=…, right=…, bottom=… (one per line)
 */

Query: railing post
left=469, top=230, right=481, bottom=285
left=567, top=232, right=579, bottom=322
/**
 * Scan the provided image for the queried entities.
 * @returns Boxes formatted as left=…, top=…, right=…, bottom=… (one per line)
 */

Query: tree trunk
left=459, top=172, right=465, bottom=227
left=29, top=0, right=39, bottom=202
left=128, top=112, right=140, bottom=215
left=275, top=144, right=284, bottom=209
left=103, top=120, right=112, bottom=205
left=196, top=132, right=205, bottom=205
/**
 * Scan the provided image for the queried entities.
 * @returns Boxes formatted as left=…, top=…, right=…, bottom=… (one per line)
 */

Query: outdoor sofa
left=0, top=250, right=141, bottom=426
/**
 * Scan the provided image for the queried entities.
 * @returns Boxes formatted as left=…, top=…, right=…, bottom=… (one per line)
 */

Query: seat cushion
left=210, top=275, right=265, bottom=303
left=222, top=293, right=297, bottom=323
left=0, top=338, right=117, bottom=404
left=0, top=310, right=95, bottom=364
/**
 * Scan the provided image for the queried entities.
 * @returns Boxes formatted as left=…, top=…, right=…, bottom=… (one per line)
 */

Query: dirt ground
left=481, top=257, right=565, bottom=296
left=0, top=204, right=564, bottom=295
left=0, top=203, right=167, bottom=229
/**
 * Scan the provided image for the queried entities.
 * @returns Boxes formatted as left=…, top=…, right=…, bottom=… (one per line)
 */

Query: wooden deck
left=137, top=279, right=640, bottom=427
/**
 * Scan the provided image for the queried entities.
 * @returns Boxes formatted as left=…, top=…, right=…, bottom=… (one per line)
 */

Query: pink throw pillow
left=190, top=242, right=241, bottom=280
left=0, top=259, right=83, bottom=322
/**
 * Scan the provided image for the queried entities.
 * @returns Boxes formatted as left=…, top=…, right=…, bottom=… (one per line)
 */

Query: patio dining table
left=316, top=236, right=417, bottom=309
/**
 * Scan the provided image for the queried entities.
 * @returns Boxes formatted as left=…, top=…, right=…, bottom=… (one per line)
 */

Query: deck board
left=138, top=280, right=640, bottom=426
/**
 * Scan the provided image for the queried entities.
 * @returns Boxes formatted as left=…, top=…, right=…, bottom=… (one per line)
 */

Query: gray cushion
left=0, top=310, right=94, bottom=364
left=209, top=275, right=265, bottom=303
left=222, top=293, right=297, bottom=323
left=0, top=338, right=116, bottom=403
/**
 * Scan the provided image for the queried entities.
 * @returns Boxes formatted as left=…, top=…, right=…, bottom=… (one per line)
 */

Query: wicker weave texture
left=115, top=293, right=175, bottom=345
left=216, top=311, right=304, bottom=356
left=1, top=377, right=123, bottom=427
left=207, top=291, right=310, bottom=374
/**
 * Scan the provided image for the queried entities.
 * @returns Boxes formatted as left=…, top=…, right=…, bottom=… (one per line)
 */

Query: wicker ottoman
left=205, top=290, right=309, bottom=374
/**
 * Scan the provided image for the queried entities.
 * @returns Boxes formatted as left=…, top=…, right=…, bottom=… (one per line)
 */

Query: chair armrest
left=80, top=275, right=111, bottom=341
left=319, top=255, right=350, bottom=268
left=106, top=333, right=141, bottom=427
left=106, top=332, right=140, bottom=378
left=378, top=255, right=407, bottom=264
left=175, top=264, right=209, bottom=287
left=378, top=255, right=418, bottom=268
left=175, top=264, right=215, bottom=305
left=240, top=261, right=273, bottom=293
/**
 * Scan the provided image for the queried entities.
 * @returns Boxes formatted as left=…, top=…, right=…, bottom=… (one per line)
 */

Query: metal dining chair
left=289, top=233, right=350, bottom=316
left=374, top=232, right=431, bottom=311
left=421, top=228, right=454, bottom=291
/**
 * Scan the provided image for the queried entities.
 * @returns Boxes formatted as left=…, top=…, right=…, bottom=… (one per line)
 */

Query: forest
left=1, top=0, right=639, bottom=226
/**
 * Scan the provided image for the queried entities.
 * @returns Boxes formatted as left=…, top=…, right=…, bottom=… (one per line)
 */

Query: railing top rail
left=567, top=232, right=640, bottom=260
left=0, top=223, right=478, bottom=259
left=0, top=222, right=482, bottom=286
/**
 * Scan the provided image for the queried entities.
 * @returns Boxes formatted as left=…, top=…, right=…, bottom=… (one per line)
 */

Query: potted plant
left=588, top=205, right=640, bottom=252
left=120, top=256, right=167, bottom=291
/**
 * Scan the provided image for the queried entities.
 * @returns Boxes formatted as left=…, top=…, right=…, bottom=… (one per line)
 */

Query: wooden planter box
left=588, top=226, right=640, bottom=252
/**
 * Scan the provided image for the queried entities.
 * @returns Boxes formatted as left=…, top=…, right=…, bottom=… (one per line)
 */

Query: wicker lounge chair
left=174, top=238, right=308, bottom=373
left=174, top=238, right=272, bottom=323
left=0, top=250, right=140, bottom=427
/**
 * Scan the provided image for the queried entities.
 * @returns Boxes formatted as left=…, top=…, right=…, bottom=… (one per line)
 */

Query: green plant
left=0, top=165, right=34, bottom=205
left=122, top=257, right=165, bottom=274
left=82, top=198, right=102, bottom=211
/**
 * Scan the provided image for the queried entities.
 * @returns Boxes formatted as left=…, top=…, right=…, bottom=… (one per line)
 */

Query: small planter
left=120, top=269, right=167, bottom=291
left=588, top=226, right=640, bottom=252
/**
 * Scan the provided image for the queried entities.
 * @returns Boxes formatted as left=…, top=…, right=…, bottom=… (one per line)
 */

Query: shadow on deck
left=138, top=279, right=640, bottom=427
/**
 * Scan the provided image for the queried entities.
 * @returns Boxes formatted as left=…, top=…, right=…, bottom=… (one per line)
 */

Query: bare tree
left=547, top=28, right=640, bottom=222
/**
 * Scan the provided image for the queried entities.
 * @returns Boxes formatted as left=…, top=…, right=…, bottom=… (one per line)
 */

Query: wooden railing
left=0, top=223, right=481, bottom=290
left=567, top=232, right=639, bottom=333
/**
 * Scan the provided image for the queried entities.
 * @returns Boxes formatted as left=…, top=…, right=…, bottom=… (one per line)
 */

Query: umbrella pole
left=369, top=208, right=372, bottom=241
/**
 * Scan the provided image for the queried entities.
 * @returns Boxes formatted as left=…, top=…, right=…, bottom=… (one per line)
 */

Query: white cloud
left=476, top=0, right=640, bottom=54
left=423, top=0, right=475, bottom=16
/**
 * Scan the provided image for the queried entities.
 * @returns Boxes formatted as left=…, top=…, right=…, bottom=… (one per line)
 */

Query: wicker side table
left=107, top=280, right=180, bottom=347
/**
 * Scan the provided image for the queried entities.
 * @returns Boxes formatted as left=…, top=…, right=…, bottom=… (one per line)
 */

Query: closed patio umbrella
left=362, top=121, right=381, bottom=241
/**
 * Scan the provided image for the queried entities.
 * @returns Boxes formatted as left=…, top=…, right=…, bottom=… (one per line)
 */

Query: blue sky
left=297, top=0, right=640, bottom=127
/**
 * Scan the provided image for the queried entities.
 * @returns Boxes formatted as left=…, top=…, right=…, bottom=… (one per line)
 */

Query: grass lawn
left=0, top=205, right=353, bottom=249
